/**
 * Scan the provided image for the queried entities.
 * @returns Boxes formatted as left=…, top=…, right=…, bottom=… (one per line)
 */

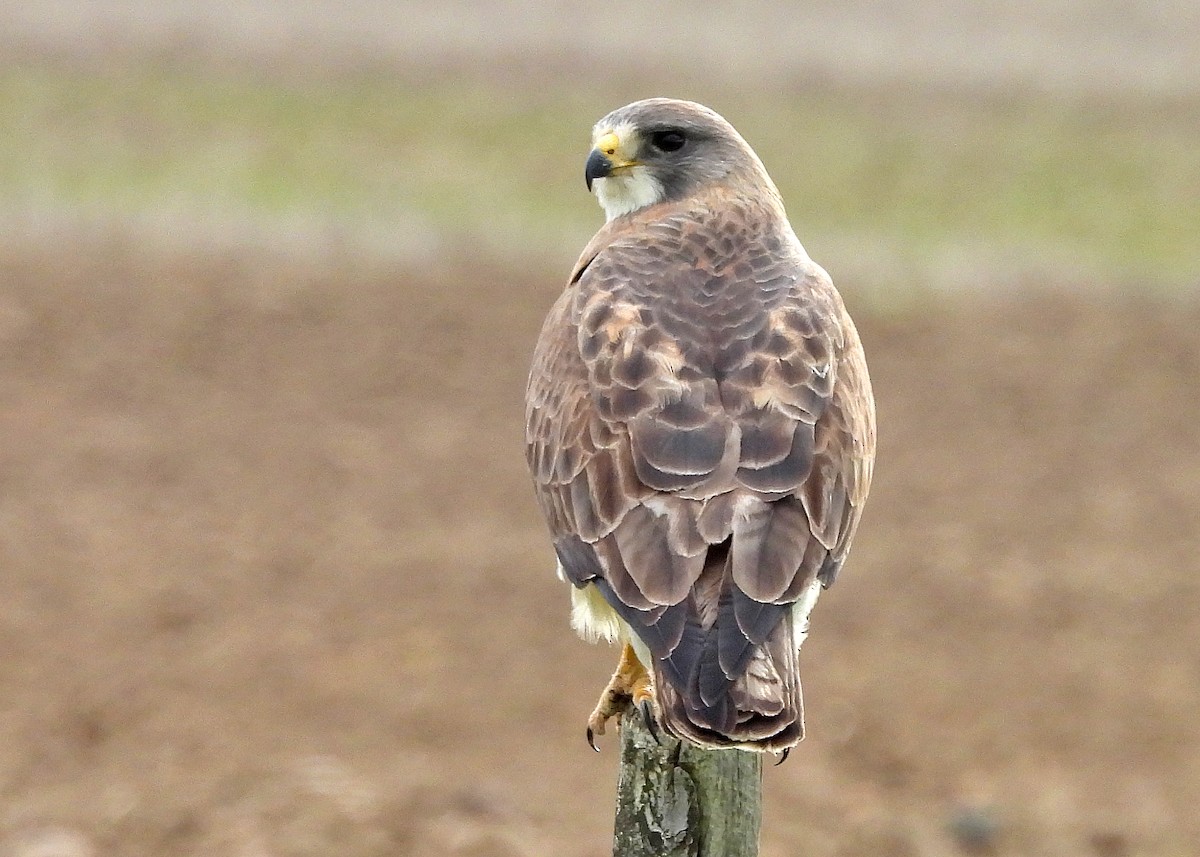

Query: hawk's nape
left=525, top=98, right=875, bottom=752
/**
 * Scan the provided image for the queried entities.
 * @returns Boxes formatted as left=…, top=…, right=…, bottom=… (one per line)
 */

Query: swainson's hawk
left=525, top=98, right=875, bottom=752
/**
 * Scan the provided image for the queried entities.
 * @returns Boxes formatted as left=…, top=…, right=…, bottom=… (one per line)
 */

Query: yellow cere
left=596, top=131, right=621, bottom=155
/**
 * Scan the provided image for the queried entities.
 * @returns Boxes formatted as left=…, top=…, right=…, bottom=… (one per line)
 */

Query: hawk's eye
left=650, top=130, right=687, bottom=153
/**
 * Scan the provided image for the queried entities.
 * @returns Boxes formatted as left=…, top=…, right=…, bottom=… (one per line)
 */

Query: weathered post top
left=612, top=712, right=763, bottom=857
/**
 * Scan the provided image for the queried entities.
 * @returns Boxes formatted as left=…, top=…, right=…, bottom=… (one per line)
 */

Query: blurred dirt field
left=1, top=235, right=1197, bottom=856
left=2, top=2, right=1199, bottom=855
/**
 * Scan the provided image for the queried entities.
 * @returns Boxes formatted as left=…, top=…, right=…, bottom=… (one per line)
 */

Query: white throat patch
left=593, top=168, right=664, bottom=222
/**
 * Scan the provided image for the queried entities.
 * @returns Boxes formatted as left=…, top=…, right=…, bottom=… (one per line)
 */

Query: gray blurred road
left=4, top=0, right=1198, bottom=95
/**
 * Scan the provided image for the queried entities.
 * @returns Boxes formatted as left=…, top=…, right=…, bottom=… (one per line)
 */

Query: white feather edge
left=559, top=560, right=824, bottom=662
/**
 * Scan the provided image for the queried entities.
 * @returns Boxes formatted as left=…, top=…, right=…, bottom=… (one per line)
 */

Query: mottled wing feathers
left=525, top=195, right=874, bottom=748
left=526, top=288, right=643, bottom=545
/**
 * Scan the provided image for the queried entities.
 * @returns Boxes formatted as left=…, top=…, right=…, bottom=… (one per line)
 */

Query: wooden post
left=611, top=710, right=762, bottom=857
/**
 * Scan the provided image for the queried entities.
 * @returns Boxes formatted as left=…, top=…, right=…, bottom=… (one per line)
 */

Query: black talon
left=774, top=747, right=791, bottom=766
left=586, top=726, right=601, bottom=752
left=637, top=699, right=661, bottom=746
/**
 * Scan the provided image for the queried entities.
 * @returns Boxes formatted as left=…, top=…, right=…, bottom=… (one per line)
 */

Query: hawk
left=525, top=98, right=875, bottom=752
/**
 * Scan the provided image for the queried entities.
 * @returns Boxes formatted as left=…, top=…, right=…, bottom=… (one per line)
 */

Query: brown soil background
left=0, top=236, right=1197, bottom=856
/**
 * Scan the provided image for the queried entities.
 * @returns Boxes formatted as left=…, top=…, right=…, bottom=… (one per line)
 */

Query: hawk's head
left=585, top=98, right=778, bottom=222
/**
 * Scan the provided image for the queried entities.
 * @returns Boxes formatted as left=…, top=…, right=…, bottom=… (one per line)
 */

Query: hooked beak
left=585, top=130, right=638, bottom=191
left=585, top=148, right=612, bottom=191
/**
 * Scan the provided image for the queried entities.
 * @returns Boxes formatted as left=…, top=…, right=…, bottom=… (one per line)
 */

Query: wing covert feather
left=525, top=195, right=876, bottom=708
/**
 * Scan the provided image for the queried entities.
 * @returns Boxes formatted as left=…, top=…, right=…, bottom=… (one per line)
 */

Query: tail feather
left=650, top=540, right=806, bottom=752
left=730, top=642, right=788, bottom=717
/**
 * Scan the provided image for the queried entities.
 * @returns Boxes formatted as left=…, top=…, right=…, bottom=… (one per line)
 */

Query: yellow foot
left=586, top=642, right=656, bottom=751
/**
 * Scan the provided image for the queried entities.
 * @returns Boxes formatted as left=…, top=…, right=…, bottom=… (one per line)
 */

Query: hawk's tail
left=650, top=544, right=804, bottom=752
